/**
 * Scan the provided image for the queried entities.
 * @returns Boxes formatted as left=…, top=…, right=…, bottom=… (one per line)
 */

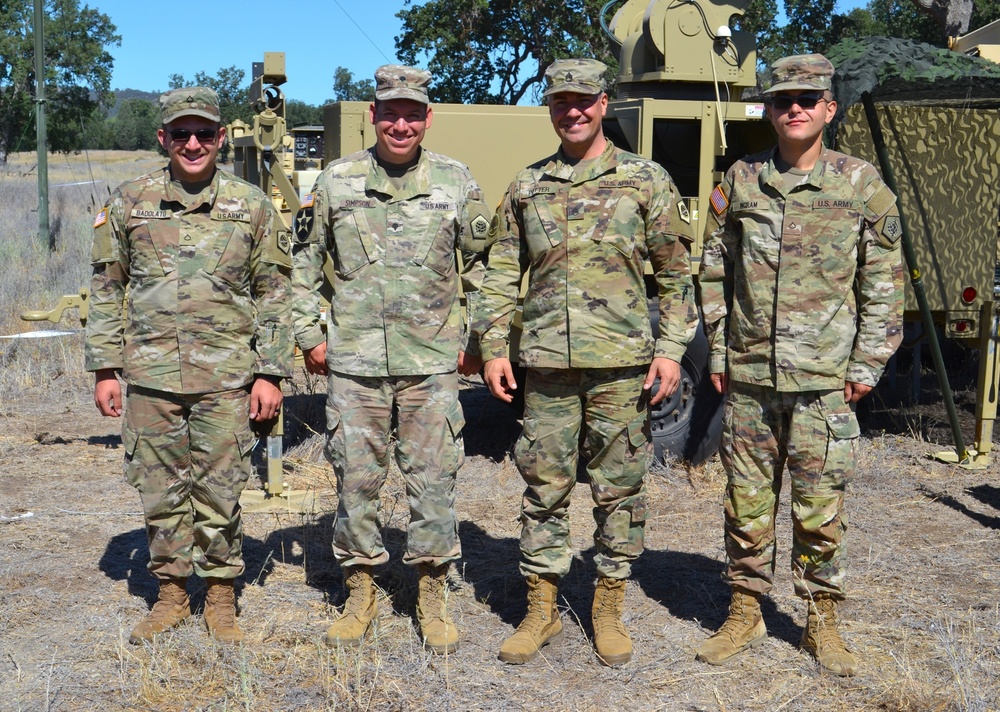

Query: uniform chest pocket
left=204, top=220, right=253, bottom=288
left=126, top=219, right=174, bottom=278
left=412, top=207, right=458, bottom=278
left=332, top=209, right=377, bottom=278
left=522, top=192, right=563, bottom=260
left=596, top=194, right=641, bottom=258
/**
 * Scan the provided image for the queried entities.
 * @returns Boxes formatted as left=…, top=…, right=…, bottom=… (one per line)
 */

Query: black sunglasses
left=167, top=128, right=218, bottom=143
left=768, top=93, right=828, bottom=111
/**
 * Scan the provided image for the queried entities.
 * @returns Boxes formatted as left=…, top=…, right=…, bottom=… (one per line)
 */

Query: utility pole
left=34, top=0, right=50, bottom=250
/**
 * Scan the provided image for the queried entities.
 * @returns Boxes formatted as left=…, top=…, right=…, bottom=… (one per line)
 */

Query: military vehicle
left=23, top=1, right=1000, bottom=503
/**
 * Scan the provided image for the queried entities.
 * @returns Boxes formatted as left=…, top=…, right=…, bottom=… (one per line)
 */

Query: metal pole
left=34, top=0, right=50, bottom=250
left=861, top=92, right=970, bottom=463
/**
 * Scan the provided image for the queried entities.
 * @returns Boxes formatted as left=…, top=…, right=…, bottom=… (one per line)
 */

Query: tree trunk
left=910, top=0, right=974, bottom=38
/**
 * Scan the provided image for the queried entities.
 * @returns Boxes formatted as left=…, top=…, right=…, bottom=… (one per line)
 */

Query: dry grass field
left=1, top=152, right=999, bottom=711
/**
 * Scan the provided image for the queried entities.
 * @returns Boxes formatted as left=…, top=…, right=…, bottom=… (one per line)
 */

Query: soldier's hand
left=94, top=369, right=122, bottom=417
left=251, top=377, right=284, bottom=421
left=844, top=381, right=872, bottom=403
left=644, top=357, right=681, bottom=405
left=483, top=357, right=517, bottom=403
left=303, top=343, right=328, bottom=376
left=458, top=350, right=483, bottom=376
left=710, top=372, right=728, bottom=395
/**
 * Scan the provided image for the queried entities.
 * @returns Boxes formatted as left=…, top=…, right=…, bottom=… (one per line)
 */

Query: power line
left=331, top=0, right=393, bottom=63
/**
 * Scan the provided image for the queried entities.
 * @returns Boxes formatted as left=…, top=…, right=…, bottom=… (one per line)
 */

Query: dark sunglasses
left=167, top=128, right=218, bottom=143
left=768, top=93, right=828, bottom=111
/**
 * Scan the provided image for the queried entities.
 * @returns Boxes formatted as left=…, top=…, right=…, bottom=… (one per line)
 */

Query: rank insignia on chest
left=710, top=185, right=729, bottom=216
left=677, top=200, right=691, bottom=224
left=93, top=209, right=108, bottom=228
left=301, top=193, right=315, bottom=209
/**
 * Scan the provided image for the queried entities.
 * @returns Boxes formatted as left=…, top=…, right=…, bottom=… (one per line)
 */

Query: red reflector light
left=962, top=287, right=977, bottom=304
left=954, top=320, right=970, bottom=333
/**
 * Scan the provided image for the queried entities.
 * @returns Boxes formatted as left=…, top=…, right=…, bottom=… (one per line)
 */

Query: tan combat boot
left=695, top=588, right=767, bottom=665
left=801, top=595, right=857, bottom=676
left=204, top=578, right=244, bottom=644
left=128, top=577, right=191, bottom=644
left=498, top=574, right=563, bottom=664
left=325, top=565, right=378, bottom=647
left=416, top=563, right=459, bottom=654
left=592, top=577, right=633, bottom=666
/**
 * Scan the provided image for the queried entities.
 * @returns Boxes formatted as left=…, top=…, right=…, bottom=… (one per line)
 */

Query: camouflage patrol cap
left=374, top=64, right=431, bottom=104
left=765, top=53, right=835, bottom=94
left=159, top=87, right=222, bottom=124
left=543, top=59, right=607, bottom=98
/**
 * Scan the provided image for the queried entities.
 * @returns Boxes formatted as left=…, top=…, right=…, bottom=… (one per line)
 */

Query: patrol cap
left=159, top=87, right=222, bottom=125
left=543, top=59, right=607, bottom=98
left=374, top=64, right=431, bottom=104
left=764, top=53, right=835, bottom=94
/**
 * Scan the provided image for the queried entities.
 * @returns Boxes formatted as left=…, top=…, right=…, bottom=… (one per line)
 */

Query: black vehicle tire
left=648, top=300, right=724, bottom=466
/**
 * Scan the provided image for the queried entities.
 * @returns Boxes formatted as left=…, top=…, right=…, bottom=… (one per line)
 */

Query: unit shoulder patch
left=471, top=214, right=490, bottom=239
left=677, top=200, right=691, bottom=224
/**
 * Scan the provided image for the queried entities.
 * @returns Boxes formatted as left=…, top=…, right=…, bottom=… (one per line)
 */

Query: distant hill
left=105, top=88, right=161, bottom=117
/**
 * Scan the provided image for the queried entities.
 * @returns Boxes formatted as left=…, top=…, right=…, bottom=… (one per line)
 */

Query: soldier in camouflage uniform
left=291, top=65, right=491, bottom=655
left=85, top=87, right=294, bottom=646
left=471, top=59, right=698, bottom=667
left=695, top=54, right=904, bottom=676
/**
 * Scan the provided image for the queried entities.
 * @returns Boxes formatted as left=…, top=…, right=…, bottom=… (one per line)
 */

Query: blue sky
left=92, top=0, right=868, bottom=107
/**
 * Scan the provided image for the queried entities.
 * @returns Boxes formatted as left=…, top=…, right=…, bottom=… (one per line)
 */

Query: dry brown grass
left=0, top=153, right=998, bottom=711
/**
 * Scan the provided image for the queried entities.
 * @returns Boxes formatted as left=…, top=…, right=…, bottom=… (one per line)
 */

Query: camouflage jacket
left=84, top=167, right=294, bottom=394
left=291, top=148, right=491, bottom=377
left=472, top=140, right=697, bottom=368
left=700, top=147, right=905, bottom=391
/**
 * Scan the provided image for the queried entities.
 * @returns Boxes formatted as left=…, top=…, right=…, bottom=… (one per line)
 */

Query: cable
left=331, top=0, right=392, bottom=63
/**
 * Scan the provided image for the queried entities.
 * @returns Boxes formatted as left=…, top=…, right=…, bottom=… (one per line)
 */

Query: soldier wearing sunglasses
left=696, top=54, right=904, bottom=676
left=85, top=87, right=294, bottom=646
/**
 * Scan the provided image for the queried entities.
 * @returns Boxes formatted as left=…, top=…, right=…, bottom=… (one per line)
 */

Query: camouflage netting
left=826, top=36, right=1000, bottom=136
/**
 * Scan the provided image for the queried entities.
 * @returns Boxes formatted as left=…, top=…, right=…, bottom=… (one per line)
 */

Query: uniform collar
left=761, top=146, right=830, bottom=196
left=161, top=166, right=221, bottom=212
left=540, top=139, right=618, bottom=184
left=366, top=146, right=432, bottom=200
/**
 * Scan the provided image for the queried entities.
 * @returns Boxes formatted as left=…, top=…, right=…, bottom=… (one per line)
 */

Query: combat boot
left=695, top=588, right=767, bottom=665
left=128, top=577, right=191, bottom=644
left=592, top=577, right=632, bottom=666
left=498, top=574, right=563, bottom=664
left=416, top=563, right=459, bottom=654
left=801, top=595, right=857, bottom=676
left=203, top=578, right=243, bottom=644
left=325, top=565, right=377, bottom=647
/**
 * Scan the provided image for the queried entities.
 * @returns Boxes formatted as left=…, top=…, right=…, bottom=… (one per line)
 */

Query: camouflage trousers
left=123, top=386, right=255, bottom=581
left=515, top=366, right=651, bottom=581
left=325, top=371, right=465, bottom=568
left=720, top=383, right=859, bottom=599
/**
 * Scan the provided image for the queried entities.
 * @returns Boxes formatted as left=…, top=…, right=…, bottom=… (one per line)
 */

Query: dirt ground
left=1, top=364, right=999, bottom=711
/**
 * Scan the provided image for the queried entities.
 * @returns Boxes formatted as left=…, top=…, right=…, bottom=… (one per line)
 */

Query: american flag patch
left=301, top=193, right=315, bottom=208
left=93, top=209, right=108, bottom=228
left=709, top=185, right=729, bottom=217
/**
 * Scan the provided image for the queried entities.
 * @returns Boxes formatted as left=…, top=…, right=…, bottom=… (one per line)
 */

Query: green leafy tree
left=0, top=0, right=120, bottom=157
left=333, top=66, right=374, bottom=102
left=780, top=0, right=838, bottom=56
left=107, top=98, right=159, bottom=151
left=739, top=0, right=781, bottom=67
left=286, top=99, right=324, bottom=128
left=396, top=0, right=617, bottom=105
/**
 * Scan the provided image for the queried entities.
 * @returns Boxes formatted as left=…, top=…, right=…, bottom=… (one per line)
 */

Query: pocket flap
left=234, top=421, right=258, bottom=458
left=627, top=413, right=649, bottom=449
left=826, top=411, right=860, bottom=440
left=121, top=420, right=140, bottom=457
